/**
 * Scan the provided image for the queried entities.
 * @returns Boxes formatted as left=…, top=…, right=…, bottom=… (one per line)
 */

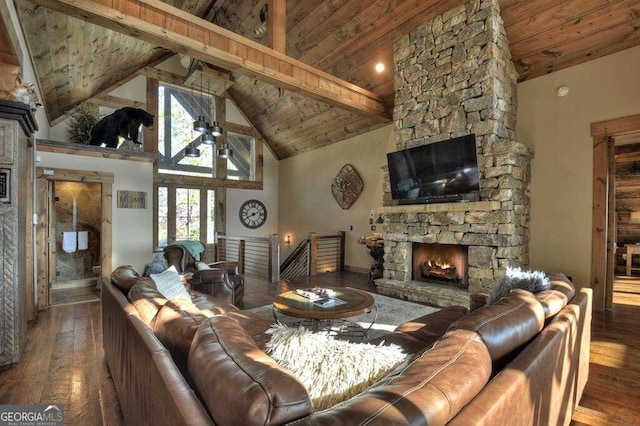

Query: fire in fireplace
left=412, top=243, right=468, bottom=289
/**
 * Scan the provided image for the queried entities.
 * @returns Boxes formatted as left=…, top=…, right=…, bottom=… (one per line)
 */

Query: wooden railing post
left=238, top=239, right=245, bottom=274
left=338, top=231, right=346, bottom=271
left=268, top=234, right=280, bottom=283
left=215, top=232, right=222, bottom=261
left=308, top=232, right=318, bottom=276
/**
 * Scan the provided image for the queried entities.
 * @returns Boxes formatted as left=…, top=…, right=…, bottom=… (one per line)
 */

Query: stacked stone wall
left=379, top=0, right=532, bottom=306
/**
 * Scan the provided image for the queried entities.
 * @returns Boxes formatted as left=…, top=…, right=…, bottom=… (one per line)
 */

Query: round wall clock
left=239, top=199, right=267, bottom=229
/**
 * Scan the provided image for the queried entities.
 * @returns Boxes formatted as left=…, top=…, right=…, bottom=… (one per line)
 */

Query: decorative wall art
left=117, top=190, right=147, bottom=208
left=331, top=164, right=364, bottom=209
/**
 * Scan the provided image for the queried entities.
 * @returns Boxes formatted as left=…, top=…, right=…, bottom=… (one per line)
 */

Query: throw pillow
left=486, top=266, right=551, bottom=304
left=265, top=323, right=407, bottom=411
left=150, top=265, right=191, bottom=301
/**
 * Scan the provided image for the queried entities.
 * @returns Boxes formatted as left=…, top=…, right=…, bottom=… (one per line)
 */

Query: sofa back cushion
left=111, top=265, right=141, bottom=293
left=299, top=329, right=492, bottom=425
left=153, top=299, right=208, bottom=379
left=534, top=272, right=575, bottom=319
left=188, top=316, right=312, bottom=426
left=450, top=290, right=545, bottom=363
left=127, top=279, right=168, bottom=327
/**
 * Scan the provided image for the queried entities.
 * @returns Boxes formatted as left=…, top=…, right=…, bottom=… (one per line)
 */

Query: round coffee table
left=273, top=287, right=377, bottom=341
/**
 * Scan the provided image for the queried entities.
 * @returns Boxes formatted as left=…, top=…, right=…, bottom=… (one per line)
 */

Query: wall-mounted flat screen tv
left=387, top=134, right=480, bottom=205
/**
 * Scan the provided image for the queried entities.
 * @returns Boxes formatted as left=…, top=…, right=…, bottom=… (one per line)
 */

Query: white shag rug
left=265, top=323, right=407, bottom=411
left=248, top=292, right=439, bottom=340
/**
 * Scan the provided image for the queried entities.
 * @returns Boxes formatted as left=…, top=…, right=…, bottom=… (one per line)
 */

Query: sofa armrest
left=187, top=269, right=234, bottom=305
left=207, top=261, right=239, bottom=275
left=204, top=261, right=244, bottom=307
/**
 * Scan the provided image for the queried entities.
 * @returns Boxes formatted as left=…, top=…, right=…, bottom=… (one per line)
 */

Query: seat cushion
left=395, top=305, right=469, bottom=346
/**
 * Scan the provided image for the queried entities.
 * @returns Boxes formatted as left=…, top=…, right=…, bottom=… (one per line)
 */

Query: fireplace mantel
left=376, top=201, right=501, bottom=215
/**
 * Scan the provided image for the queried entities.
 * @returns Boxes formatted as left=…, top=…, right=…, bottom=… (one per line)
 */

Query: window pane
left=226, top=133, right=254, bottom=181
left=158, top=84, right=215, bottom=177
left=207, top=189, right=215, bottom=244
left=175, top=188, right=200, bottom=241
left=157, top=186, right=168, bottom=246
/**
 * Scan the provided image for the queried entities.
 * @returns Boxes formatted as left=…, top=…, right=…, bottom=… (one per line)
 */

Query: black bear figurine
left=88, top=107, right=154, bottom=148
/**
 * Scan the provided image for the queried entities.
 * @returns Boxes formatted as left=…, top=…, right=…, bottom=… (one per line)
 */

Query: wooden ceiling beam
left=86, top=94, right=146, bottom=110
left=29, top=0, right=391, bottom=122
left=267, top=0, right=286, bottom=53
left=137, top=66, right=185, bottom=86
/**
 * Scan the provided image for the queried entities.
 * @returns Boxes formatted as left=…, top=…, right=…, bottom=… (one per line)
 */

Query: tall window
left=157, top=83, right=257, bottom=180
left=158, top=83, right=216, bottom=177
left=226, top=132, right=255, bottom=181
left=156, top=185, right=216, bottom=247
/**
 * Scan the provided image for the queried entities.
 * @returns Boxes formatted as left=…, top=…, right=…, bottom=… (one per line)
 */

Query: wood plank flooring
left=571, top=276, right=640, bottom=426
left=1, top=271, right=638, bottom=425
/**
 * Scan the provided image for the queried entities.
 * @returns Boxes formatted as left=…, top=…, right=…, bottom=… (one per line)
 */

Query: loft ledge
left=37, top=139, right=156, bottom=163
left=377, top=201, right=501, bottom=214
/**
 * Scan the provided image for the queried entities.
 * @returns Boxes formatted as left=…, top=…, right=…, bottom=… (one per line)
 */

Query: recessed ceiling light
left=375, top=62, right=385, bottom=73
left=556, top=86, right=569, bottom=97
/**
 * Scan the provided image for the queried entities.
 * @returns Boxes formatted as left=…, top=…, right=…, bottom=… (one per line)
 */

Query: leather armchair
left=163, top=244, right=199, bottom=274
left=188, top=261, right=244, bottom=308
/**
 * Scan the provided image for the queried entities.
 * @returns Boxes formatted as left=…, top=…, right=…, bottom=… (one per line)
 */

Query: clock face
left=239, top=199, right=267, bottom=229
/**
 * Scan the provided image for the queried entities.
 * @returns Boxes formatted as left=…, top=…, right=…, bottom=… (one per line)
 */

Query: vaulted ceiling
left=13, top=0, right=640, bottom=159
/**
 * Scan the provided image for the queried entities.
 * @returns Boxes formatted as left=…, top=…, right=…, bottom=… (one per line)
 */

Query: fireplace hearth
left=413, top=243, right=468, bottom=289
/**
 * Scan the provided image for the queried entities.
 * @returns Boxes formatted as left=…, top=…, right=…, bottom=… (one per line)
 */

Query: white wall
left=517, top=45, right=640, bottom=287
left=36, top=152, right=154, bottom=272
left=226, top=102, right=279, bottom=238
left=278, top=126, right=393, bottom=269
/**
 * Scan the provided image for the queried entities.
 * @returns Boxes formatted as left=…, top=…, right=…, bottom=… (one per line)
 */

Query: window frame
left=153, top=183, right=218, bottom=250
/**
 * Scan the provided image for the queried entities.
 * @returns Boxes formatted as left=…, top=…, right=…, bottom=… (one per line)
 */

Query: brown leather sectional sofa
left=103, top=266, right=591, bottom=425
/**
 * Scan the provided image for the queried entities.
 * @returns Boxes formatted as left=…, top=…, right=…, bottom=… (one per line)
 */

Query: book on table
left=295, top=287, right=336, bottom=301
left=312, top=297, right=347, bottom=308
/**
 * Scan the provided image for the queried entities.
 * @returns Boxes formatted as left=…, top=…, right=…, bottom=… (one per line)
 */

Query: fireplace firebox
left=412, top=243, right=469, bottom=289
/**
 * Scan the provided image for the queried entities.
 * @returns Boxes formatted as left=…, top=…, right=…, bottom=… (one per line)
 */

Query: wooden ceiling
left=13, top=0, right=640, bottom=159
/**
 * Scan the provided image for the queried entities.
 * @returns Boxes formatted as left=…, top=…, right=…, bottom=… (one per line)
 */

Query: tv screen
left=387, top=134, right=480, bottom=204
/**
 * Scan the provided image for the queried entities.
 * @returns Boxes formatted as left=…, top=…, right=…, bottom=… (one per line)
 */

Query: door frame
left=35, top=167, right=113, bottom=310
left=591, top=113, right=640, bottom=312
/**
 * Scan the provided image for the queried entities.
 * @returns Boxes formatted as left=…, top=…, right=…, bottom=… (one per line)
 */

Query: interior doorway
left=49, top=180, right=102, bottom=305
left=591, top=113, right=640, bottom=312
left=36, top=167, right=113, bottom=310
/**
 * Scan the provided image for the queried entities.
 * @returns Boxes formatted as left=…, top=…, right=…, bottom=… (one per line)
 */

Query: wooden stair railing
left=280, top=231, right=346, bottom=279
left=215, top=233, right=280, bottom=282
left=215, top=231, right=346, bottom=282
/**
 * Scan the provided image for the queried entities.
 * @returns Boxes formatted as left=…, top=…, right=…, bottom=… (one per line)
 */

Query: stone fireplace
left=375, top=0, right=533, bottom=307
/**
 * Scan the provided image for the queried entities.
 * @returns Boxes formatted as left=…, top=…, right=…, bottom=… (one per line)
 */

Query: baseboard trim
left=52, top=278, right=98, bottom=289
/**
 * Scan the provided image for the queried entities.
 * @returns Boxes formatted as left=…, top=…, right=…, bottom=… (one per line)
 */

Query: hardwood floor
left=0, top=301, right=122, bottom=425
left=1, top=271, right=637, bottom=425
left=571, top=276, right=640, bottom=426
